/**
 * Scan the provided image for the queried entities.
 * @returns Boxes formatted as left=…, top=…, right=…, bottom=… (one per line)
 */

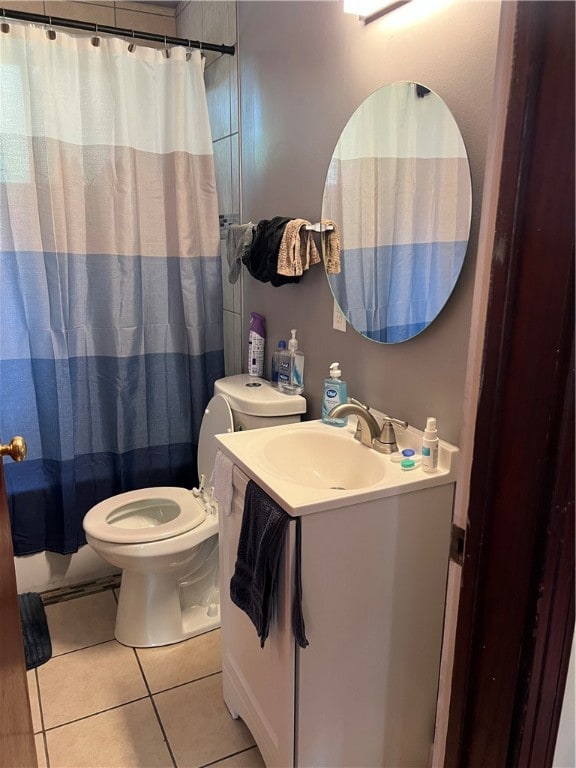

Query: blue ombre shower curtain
left=0, top=23, right=224, bottom=555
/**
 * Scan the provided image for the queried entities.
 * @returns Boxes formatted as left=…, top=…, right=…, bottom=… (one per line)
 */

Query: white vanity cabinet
left=220, top=465, right=455, bottom=768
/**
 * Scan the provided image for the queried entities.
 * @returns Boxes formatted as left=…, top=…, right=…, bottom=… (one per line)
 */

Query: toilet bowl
left=83, top=375, right=306, bottom=648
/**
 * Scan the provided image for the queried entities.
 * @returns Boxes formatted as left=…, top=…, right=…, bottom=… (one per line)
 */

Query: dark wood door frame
left=0, top=457, right=37, bottom=767
left=445, top=2, right=575, bottom=766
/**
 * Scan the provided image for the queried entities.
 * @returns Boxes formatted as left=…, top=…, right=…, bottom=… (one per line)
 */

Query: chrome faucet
left=328, top=400, right=408, bottom=454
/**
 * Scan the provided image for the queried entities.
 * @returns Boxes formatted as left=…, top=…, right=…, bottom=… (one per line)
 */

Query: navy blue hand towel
left=230, top=480, right=308, bottom=649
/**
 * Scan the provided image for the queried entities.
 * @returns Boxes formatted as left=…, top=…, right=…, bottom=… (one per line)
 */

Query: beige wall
left=238, top=0, right=501, bottom=445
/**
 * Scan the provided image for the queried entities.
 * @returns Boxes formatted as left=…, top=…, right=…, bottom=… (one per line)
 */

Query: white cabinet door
left=296, top=486, right=453, bottom=767
left=220, top=467, right=296, bottom=768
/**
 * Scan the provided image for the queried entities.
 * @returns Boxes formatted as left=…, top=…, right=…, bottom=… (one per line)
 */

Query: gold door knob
left=0, top=436, right=27, bottom=462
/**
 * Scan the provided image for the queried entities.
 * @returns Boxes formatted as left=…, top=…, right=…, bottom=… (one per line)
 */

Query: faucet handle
left=372, top=415, right=409, bottom=454
left=382, top=414, right=408, bottom=430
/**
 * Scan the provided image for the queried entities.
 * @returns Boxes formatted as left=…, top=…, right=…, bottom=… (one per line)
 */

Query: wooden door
left=0, top=450, right=37, bottom=767
left=445, top=3, right=575, bottom=765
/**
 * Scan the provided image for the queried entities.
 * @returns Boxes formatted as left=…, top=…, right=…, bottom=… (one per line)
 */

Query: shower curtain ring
left=1, top=8, right=9, bottom=33
left=46, top=17, right=56, bottom=40
left=128, top=30, right=136, bottom=52
left=91, top=23, right=100, bottom=47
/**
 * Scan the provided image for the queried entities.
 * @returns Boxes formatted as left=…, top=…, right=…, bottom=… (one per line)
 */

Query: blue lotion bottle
left=322, top=362, right=348, bottom=427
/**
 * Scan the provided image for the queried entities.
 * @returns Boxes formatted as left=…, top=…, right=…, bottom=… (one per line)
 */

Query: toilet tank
left=214, top=375, right=306, bottom=431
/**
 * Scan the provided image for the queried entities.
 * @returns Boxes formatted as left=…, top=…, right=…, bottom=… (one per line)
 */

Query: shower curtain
left=0, top=23, right=224, bottom=555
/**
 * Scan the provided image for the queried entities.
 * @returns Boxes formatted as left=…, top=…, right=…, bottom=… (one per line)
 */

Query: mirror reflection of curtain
left=324, top=82, right=471, bottom=342
left=0, top=23, right=224, bottom=554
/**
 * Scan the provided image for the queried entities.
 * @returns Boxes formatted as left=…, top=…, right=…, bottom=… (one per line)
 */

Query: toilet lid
left=198, top=393, right=234, bottom=481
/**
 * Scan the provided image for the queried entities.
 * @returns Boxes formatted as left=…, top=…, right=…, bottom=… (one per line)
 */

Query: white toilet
left=83, top=375, right=306, bottom=648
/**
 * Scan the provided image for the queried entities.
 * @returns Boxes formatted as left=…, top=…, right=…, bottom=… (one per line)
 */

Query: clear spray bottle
left=421, top=417, right=439, bottom=472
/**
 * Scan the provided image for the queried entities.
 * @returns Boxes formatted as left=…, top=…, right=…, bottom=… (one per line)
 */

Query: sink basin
left=254, top=428, right=386, bottom=490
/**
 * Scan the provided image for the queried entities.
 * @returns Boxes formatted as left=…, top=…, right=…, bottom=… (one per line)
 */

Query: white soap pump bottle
left=278, top=329, right=304, bottom=395
left=422, top=417, right=439, bottom=472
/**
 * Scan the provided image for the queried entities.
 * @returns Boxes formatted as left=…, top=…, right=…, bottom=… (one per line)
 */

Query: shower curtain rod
left=0, top=6, right=236, bottom=55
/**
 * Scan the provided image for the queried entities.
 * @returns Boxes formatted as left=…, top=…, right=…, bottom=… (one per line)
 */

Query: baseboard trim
left=39, top=573, right=121, bottom=605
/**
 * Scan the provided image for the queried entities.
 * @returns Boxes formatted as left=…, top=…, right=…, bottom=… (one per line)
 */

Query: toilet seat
left=83, top=393, right=234, bottom=545
left=84, top=487, right=206, bottom=544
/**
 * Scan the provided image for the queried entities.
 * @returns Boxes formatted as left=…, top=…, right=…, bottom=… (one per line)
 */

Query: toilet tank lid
left=214, top=375, right=307, bottom=417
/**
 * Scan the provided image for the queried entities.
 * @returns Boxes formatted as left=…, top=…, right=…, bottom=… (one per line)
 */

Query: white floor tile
left=38, top=640, right=147, bottom=729
left=45, top=591, right=117, bottom=655
left=45, top=699, right=172, bottom=768
left=136, top=629, right=221, bottom=694
left=154, top=673, right=255, bottom=767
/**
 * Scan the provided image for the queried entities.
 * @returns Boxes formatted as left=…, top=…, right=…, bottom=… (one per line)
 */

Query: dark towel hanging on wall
left=242, top=216, right=302, bottom=287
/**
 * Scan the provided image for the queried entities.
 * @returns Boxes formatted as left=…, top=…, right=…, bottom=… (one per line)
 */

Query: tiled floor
left=28, top=590, right=265, bottom=768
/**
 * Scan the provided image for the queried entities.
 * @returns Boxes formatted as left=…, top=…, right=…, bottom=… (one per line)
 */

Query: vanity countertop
left=215, top=417, right=459, bottom=517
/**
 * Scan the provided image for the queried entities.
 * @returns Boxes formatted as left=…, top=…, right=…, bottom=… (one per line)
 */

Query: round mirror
left=322, top=82, right=472, bottom=344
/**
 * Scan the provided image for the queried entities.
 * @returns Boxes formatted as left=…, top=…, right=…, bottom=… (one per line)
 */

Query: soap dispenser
left=278, top=329, right=304, bottom=395
left=322, top=362, right=348, bottom=427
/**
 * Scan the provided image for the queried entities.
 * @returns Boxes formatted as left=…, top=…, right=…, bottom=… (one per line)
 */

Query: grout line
left=42, top=729, right=51, bottom=768
left=200, top=746, right=258, bottom=768
left=33, top=666, right=51, bottom=768
left=35, top=668, right=46, bottom=731
left=132, top=649, right=178, bottom=768
left=32, top=664, right=51, bottom=767
left=49, top=637, right=118, bottom=659
left=42, top=695, right=151, bottom=733
left=147, top=669, right=222, bottom=698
